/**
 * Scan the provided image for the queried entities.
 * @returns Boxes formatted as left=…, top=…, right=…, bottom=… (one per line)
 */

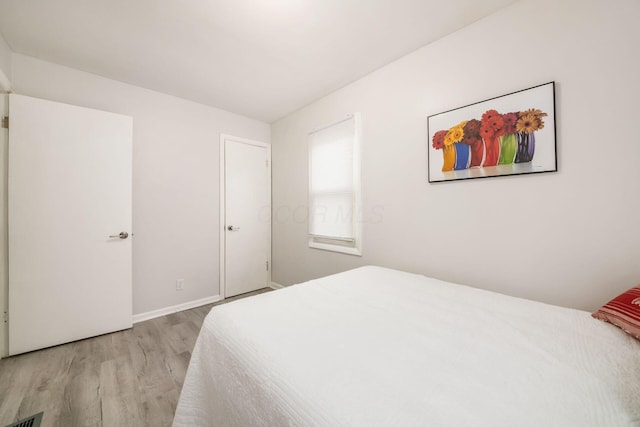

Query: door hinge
left=3, top=310, right=7, bottom=324
left=266, top=261, right=269, bottom=271
left=1, top=116, right=8, bottom=129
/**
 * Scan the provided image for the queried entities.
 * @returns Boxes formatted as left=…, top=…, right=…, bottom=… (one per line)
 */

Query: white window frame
left=308, top=113, right=362, bottom=256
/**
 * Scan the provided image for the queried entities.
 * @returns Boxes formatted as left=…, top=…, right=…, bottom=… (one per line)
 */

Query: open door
left=8, top=94, right=133, bottom=355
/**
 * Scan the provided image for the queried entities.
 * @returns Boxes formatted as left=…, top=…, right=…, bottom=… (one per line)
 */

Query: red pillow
left=592, top=285, right=640, bottom=340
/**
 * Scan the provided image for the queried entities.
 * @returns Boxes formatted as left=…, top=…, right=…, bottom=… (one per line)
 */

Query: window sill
left=309, top=239, right=362, bottom=256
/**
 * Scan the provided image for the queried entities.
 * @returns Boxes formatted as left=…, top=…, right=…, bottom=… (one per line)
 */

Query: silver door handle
left=227, top=225, right=240, bottom=231
left=109, top=232, right=129, bottom=239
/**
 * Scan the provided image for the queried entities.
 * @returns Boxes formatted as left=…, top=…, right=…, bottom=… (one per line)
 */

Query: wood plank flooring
left=0, top=288, right=271, bottom=427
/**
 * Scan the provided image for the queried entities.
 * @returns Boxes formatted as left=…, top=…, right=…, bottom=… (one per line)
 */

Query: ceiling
left=0, top=0, right=518, bottom=122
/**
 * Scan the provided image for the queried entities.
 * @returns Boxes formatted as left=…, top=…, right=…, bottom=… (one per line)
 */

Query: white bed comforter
left=174, top=266, right=640, bottom=426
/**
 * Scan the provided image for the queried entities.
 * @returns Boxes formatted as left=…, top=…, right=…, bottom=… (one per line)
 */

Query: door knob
left=109, top=232, right=129, bottom=239
left=227, top=225, right=240, bottom=231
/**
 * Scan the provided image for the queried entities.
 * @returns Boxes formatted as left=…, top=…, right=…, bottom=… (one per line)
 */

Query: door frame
left=0, top=85, right=10, bottom=359
left=219, top=134, right=271, bottom=300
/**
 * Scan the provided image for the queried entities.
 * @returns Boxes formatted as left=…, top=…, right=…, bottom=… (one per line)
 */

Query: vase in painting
left=483, top=135, right=501, bottom=167
left=498, top=133, right=517, bottom=165
left=453, top=143, right=470, bottom=170
left=441, top=144, right=456, bottom=172
left=468, top=139, right=484, bottom=167
left=515, top=132, right=536, bottom=163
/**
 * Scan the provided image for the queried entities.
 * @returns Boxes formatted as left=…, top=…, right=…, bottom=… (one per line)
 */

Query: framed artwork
left=427, top=82, right=556, bottom=183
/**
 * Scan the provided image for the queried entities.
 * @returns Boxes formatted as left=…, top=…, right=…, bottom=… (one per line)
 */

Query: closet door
left=8, top=94, right=132, bottom=355
left=221, top=135, right=271, bottom=298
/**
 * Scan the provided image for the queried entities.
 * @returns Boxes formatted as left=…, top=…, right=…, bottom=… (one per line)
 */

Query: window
left=308, top=113, right=361, bottom=255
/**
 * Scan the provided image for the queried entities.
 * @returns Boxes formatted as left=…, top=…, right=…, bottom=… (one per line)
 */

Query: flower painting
left=427, top=82, right=556, bottom=183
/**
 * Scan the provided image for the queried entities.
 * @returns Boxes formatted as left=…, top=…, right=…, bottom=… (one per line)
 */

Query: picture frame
left=427, top=82, right=557, bottom=183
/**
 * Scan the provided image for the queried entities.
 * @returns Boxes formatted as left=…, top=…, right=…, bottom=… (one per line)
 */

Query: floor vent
left=4, top=412, right=43, bottom=427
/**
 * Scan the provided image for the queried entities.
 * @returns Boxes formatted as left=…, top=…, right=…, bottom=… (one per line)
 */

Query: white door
left=222, top=135, right=270, bottom=298
left=8, top=94, right=132, bottom=355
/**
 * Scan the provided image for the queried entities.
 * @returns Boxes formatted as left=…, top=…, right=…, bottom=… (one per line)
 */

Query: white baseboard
left=270, top=282, right=284, bottom=290
left=133, top=295, right=223, bottom=324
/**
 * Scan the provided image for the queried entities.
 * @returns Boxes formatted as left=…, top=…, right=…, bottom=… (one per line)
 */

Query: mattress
left=174, top=266, right=640, bottom=426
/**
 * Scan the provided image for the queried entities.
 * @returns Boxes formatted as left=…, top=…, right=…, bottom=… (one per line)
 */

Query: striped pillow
left=592, top=286, right=640, bottom=340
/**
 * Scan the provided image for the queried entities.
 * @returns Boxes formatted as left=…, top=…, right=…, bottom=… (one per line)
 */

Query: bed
left=173, top=266, right=640, bottom=426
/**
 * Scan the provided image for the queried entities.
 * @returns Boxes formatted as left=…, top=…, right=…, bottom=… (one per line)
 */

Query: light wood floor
left=0, top=288, right=271, bottom=427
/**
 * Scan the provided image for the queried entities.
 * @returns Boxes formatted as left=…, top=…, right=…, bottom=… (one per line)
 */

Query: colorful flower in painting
left=502, top=112, right=518, bottom=134
left=480, top=109, right=507, bottom=139
left=444, top=121, right=466, bottom=146
left=521, top=108, right=548, bottom=120
left=479, top=123, right=494, bottom=139
left=461, top=119, right=481, bottom=146
left=516, top=114, right=540, bottom=133
left=489, top=116, right=505, bottom=136
left=481, top=109, right=500, bottom=123
left=516, top=109, right=548, bottom=133
left=432, top=130, right=447, bottom=150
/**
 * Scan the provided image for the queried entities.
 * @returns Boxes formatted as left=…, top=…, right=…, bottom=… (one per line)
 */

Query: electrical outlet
left=176, top=279, right=184, bottom=291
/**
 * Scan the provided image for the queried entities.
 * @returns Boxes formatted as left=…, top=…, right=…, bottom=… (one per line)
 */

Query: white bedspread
left=174, top=266, right=640, bottom=426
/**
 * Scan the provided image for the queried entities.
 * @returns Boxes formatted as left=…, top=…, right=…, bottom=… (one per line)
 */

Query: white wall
left=271, top=0, right=640, bottom=311
left=9, top=54, right=270, bottom=316
left=0, top=32, right=11, bottom=87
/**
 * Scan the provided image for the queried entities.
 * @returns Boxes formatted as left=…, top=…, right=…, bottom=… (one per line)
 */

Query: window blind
left=308, top=116, right=356, bottom=241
